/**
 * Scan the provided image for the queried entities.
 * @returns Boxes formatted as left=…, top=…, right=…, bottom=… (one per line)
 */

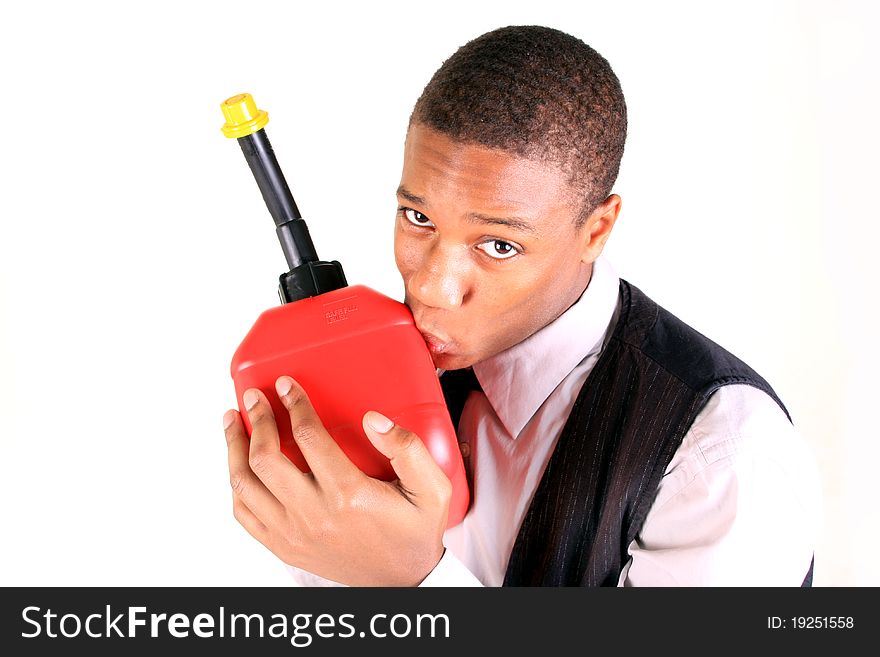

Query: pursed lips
left=418, top=329, right=451, bottom=355
left=408, top=303, right=455, bottom=354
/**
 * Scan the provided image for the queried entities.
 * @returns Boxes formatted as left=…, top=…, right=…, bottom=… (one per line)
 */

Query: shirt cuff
left=419, top=549, right=484, bottom=587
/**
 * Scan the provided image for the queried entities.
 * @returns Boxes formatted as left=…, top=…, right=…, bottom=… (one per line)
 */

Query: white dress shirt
left=289, top=256, right=821, bottom=587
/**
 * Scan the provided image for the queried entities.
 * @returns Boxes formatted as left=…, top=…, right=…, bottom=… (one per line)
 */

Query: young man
left=222, top=26, right=819, bottom=586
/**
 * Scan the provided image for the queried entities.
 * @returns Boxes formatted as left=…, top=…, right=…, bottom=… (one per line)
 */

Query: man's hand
left=222, top=375, right=451, bottom=586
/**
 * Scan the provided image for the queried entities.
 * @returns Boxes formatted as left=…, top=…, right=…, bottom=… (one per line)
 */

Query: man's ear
left=579, top=194, right=622, bottom=264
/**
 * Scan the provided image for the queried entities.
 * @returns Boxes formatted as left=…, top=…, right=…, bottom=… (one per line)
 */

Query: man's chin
left=430, top=351, right=476, bottom=372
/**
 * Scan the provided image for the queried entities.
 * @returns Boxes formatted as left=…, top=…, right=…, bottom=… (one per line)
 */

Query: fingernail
left=223, top=410, right=236, bottom=430
left=243, top=389, right=260, bottom=411
left=367, top=412, right=394, bottom=434
left=275, top=376, right=293, bottom=398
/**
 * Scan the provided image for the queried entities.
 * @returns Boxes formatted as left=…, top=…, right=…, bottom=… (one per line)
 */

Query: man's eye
left=477, top=240, right=520, bottom=260
left=402, top=208, right=434, bottom=227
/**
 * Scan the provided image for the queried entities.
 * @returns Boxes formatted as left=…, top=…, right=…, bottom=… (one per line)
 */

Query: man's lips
left=419, top=330, right=451, bottom=355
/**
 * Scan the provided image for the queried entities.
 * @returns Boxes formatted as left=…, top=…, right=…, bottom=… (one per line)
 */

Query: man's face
left=395, top=123, right=603, bottom=371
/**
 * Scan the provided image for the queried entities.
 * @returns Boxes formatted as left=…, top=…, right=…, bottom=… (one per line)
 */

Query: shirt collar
left=471, top=256, right=620, bottom=439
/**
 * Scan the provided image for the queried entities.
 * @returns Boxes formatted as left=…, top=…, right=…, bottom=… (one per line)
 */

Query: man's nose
left=407, top=243, right=470, bottom=310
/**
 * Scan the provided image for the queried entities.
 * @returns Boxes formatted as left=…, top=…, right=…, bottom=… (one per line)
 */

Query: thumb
left=362, top=411, right=452, bottom=503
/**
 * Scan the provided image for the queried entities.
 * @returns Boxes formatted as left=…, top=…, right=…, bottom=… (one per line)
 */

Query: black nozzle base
left=279, top=260, right=348, bottom=304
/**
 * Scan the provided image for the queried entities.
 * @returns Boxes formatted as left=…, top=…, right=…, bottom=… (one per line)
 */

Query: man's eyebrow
left=465, top=212, right=537, bottom=234
left=396, top=185, right=537, bottom=234
left=397, top=185, right=538, bottom=233
left=396, top=186, right=427, bottom=207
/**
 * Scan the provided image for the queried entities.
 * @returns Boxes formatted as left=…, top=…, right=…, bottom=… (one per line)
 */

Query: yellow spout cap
left=220, top=93, right=269, bottom=139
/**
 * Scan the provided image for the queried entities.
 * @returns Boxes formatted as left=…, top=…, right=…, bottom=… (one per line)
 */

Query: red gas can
left=231, top=285, right=469, bottom=525
left=221, top=93, right=469, bottom=527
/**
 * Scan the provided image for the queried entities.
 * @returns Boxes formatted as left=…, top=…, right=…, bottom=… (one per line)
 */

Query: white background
left=1, top=0, right=876, bottom=586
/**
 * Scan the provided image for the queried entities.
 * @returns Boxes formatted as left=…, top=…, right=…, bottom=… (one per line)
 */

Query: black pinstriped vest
left=442, top=280, right=813, bottom=587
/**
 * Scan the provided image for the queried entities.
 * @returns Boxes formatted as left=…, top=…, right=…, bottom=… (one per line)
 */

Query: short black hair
left=410, top=25, right=627, bottom=226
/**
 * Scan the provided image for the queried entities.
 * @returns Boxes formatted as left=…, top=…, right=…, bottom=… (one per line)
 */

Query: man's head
left=395, top=25, right=627, bottom=370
